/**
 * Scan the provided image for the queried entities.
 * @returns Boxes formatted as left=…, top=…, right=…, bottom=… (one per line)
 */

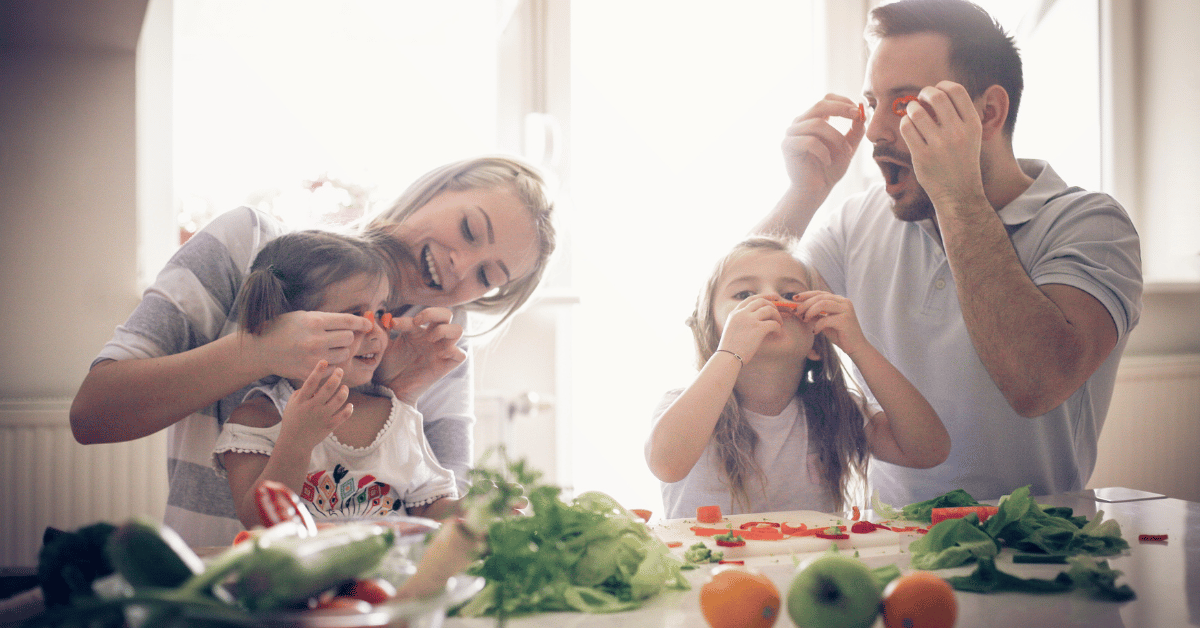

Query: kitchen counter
left=445, top=488, right=1199, bottom=628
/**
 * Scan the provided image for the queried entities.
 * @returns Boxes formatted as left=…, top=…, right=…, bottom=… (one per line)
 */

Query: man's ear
left=978, top=84, right=1009, bottom=141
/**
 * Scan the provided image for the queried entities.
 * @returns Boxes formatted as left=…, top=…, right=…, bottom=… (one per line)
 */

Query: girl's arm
left=224, top=363, right=353, bottom=529
left=797, top=291, right=950, bottom=469
left=407, top=497, right=461, bottom=522
left=645, top=298, right=783, bottom=483
left=70, top=311, right=372, bottom=444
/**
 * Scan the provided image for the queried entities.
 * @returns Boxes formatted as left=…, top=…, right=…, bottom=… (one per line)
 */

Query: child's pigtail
left=236, top=263, right=293, bottom=335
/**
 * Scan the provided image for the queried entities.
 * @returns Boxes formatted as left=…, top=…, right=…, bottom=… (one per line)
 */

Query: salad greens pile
left=883, top=485, right=1135, bottom=601
left=453, top=456, right=689, bottom=619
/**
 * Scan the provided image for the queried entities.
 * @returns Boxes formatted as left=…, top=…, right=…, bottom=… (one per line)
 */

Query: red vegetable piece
left=232, top=530, right=253, bottom=545
left=814, top=526, right=849, bottom=540
left=1138, top=534, right=1168, bottom=542
left=342, top=578, right=397, bottom=605
left=666, top=541, right=683, bottom=548
left=739, top=521, right=781, bottom=530
left=364, top=310, right=375, bottom=324
left=858, top=102, right=866, bottom=121
left=930, top=506, right=1000, bottom=526
left=892, top=94, right=918, bottom=116
left=715, top=538, right=746, bottom=547
left=780, top=522, right=808, bottom=536
left=690, top=526, right=731, bottom=537
left=380, top=312, right=393, bottom=330
left=312, top=597, right=372, bottom=613
left=630, top=509, right=652, bottom=522
left=717, top=560, right=745, bottom=565
left=850, top=520, right=879, bottom=534
left=851, top=506, right=861, bottom=521
left=696, top=505, right=723, bottom=524
left=739, top=527, right=785, bottom=541
left=254, top=479, right=318, bottom=536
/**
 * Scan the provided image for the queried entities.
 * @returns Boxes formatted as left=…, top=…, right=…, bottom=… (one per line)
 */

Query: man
left=756, top=0, right=1142, bottom=505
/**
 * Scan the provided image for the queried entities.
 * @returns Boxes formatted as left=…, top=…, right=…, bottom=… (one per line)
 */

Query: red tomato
left=342, top=578, right=397, bottom=605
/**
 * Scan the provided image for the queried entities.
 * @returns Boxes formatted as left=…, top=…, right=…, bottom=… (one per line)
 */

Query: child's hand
left=718, top=297, right=786, bottom=363
left=376, top=307, right=466, bottom=405
left=252, top=310, right=374, bottom=380
left=792, top=290, right=869, bottom=355
left=278, top=361, right=353, bottom=453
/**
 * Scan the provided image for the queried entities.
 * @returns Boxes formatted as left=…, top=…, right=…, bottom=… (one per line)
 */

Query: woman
left=69, top=155, right=555, bottom=546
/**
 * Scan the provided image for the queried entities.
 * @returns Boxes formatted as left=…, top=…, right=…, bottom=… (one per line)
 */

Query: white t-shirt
left=213, top=381, right=458, bottom=519
left=653, top=390, right=877, bottom=519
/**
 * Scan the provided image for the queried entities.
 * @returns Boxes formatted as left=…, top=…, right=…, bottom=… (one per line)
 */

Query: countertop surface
left=445, top=488, right=1200, bottom=628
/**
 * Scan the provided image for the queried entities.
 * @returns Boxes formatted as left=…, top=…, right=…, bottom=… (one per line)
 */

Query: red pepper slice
left=739, top=521, right=781, bottom=530
left=739, top=528, right=785, bottom=541
left=666, top=541, right=683, bottom=548
left=851, top=506, right=861, bottom=521
left=690, top=526, right=736, bottom=537
left=815, top=531, right=850, bottom=540
left=715, top=538, right=746, bottom=547
left=892, top=94, right=918, bottom=116
left=718, top=560, right=745, bottom=565
left=254, top=480, right=318, bottom=537
left=1138, top=534, right=1168, bottom=542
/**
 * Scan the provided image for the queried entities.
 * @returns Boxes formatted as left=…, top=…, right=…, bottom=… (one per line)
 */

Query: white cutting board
left=648, top=510, right=916, bottom=567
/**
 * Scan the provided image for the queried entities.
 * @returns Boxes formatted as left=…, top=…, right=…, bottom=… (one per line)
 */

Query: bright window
left=172, top=0, right=503, bottom=237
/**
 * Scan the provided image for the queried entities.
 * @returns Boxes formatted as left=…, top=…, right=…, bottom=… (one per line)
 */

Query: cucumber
left=105, top=518, right=205, bottom=588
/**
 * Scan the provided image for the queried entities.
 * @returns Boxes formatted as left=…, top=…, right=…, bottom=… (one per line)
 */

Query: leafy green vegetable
left=944, top=555, right=1135, bottom=601
left=903, top=486, right=1136, bottom=600
left=906, top=516, right=1000, bottom=570
left=898, top=489, right=982, bottom=523
left=453, top=454, right=689, bottom=619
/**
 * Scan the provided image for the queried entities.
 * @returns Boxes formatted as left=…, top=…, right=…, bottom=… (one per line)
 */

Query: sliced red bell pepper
left=814, top=526, right=849, bottom=540
left=779, top=522, right=808, bottom=536
left=739, top=521, right=781, bottom=530
left=715, top=538, right=746, bottom=547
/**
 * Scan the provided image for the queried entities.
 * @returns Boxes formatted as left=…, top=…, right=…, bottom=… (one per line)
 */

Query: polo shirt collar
left=997, top=159, right=1067, bottom=226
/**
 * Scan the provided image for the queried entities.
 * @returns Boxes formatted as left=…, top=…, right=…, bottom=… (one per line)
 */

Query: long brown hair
left=687, top=236, right=869, bottom=511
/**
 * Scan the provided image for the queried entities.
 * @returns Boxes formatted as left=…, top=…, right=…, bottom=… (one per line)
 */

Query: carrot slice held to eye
left=380, top=312, right=393, bottom=330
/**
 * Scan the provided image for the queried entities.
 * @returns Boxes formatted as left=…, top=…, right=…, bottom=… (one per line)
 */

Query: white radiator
left=0, top=399, right=168, bottom=568
left=1088, top=354, right=1200, bottom=502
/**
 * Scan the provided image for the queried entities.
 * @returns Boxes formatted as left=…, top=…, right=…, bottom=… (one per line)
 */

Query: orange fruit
left=700, top=567, right=781, bottom=628
left=881, top=571, right=958, bottom=628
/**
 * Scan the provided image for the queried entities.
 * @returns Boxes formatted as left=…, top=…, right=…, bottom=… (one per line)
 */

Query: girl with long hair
left=645, top=236, right=949, bottom=517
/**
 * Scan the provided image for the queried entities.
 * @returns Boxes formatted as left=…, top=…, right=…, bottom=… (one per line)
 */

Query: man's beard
left=873, top=144, right=935, bottom=222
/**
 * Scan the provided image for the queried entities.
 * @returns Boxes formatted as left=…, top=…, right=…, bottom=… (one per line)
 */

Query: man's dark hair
left=868, top=0, right=1023, bottom=137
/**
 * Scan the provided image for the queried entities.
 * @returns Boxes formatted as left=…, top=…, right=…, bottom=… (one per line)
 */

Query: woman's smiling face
left=389, top=185, right=539, bottom=308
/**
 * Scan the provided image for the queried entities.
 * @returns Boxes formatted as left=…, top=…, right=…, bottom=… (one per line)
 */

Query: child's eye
left=732, top=290, right=755, bottom=300
left=781, top=291, right=801, bottom=302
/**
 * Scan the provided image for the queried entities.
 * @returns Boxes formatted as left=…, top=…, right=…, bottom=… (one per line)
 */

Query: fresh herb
left=682, top=542, right=724, bottom=565
left=453, top=453, right=690, bottom=619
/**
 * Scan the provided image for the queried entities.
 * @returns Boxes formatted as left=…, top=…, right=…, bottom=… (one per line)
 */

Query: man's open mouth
left=420, top=244, right=442, bottom=290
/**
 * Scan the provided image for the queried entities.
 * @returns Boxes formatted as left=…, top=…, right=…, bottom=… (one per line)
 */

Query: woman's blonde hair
left=688, top=236, right=869, bottom=511
left=362, top=155, right=555, bottom=329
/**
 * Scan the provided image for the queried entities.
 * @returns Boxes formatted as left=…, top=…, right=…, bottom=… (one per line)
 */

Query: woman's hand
left=377, top=308, right=466, bottom=405
left=718, top=297, right=786, bottom=363
left=277, top=361, right=354, bottom=453
left=793, top=290, right=869, bottom=356
left=250, top=310, right=373, bottom=380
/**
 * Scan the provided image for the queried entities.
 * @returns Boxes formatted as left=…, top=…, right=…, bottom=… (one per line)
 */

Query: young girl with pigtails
left=214, top=230, right=462, bottom=529
left=645, top=236, right=950, bottom=519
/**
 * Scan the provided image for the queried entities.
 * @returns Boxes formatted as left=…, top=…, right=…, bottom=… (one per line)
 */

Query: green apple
left=786, top=554, right=882, bottom=628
